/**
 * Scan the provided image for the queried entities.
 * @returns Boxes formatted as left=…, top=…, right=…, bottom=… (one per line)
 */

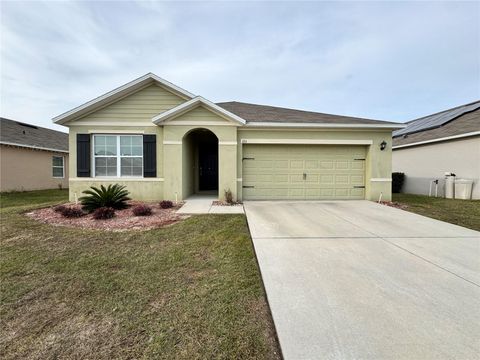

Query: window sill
left=70, top=178, right=164, bottom=182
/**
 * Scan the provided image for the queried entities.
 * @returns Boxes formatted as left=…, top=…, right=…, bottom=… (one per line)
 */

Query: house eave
left=244, top=122, right=406, bottom=129
left=392, top=131, right=480, bottom=149
left=0, top=141, right=69, bottom=153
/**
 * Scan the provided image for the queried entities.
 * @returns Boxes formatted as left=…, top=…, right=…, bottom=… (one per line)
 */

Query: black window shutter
left=143, top=135, right=156, bottom=177
left=76, top=134, right=91, bottom=177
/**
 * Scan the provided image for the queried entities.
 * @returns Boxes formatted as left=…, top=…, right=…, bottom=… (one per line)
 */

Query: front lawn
left=0, top=190, right=280, bottom=359
left=392, top=193, right=480, bottom=231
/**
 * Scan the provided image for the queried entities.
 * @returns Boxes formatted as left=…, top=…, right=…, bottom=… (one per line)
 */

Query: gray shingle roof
left=0, top=118, right=68, bottom=152
left=216, top=101, right=401, bottom=125
left=392, top=101, right=480, bottom=147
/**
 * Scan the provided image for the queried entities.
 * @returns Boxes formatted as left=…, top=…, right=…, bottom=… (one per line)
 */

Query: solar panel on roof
left=393, top=101, right=480, bottom=137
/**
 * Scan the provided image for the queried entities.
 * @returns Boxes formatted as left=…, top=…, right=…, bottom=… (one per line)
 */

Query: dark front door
left=199, top=143, right=218, bottom=191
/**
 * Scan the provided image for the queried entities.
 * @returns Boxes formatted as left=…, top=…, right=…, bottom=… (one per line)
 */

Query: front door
left=199, top=143, right=218, bottom=191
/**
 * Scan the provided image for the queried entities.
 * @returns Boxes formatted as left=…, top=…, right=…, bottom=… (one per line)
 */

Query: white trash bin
left=454, top=179, right=473, bottom=200
left=445, top=173, right=456, bottom=199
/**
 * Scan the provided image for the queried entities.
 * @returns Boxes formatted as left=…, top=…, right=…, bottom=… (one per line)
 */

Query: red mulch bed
left=26, top=201, right=187, bottom=231
left=379, top=201, right=409, bottom=210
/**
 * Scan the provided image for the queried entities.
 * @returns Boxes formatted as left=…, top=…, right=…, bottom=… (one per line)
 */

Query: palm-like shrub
left=79, top=184, right=130, bottom=212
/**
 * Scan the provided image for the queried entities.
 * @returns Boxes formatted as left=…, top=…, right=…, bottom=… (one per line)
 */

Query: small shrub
left=160, top=200, right=173, bottom=209
left=79, top=184, right=130, bottom=212
left=92, top=207, right=115, bottom=220
left=224, top=189, right=234, bottom=204
left=392, top=172, right=405, bottom=193
left=60, top=206, right=85, bottom=218
left=132, top=204, right=152, bottom=216
left=53, top=204, right=67, bottom=213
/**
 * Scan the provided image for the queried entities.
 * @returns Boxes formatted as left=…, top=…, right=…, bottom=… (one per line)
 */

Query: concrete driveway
left=244, top=201, right=480, bottom=360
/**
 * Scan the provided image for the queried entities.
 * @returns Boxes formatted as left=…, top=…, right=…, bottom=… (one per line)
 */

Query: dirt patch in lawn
left=26, top=202, right=188, bottom=231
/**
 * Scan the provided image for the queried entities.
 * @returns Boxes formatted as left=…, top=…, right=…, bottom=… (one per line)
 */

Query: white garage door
left=242, top=144, right=366, bottom=200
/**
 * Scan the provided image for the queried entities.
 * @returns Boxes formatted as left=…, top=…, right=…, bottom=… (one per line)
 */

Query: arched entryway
left=182, top=128, right=219, bottom=198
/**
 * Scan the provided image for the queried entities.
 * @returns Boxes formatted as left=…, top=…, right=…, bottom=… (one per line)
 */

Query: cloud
left=0, top=1, right=478, bottom=131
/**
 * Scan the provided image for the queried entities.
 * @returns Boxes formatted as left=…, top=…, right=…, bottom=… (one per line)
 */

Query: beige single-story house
left=53, top=73, right=403, bottom=202
left=392, top=101, right=480, bottom=199
left=0, top=118, right=69, bottom=192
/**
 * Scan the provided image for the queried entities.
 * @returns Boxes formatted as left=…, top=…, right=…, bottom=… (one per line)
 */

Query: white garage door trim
left=242, top=144, right=367, bottom=200
left=241, top=138, right=373, bottom=145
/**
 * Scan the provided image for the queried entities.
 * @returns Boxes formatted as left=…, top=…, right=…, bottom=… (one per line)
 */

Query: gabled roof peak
left=52, top=73, right=195, bottom=125
left=152, top=96, right=246, bottom=125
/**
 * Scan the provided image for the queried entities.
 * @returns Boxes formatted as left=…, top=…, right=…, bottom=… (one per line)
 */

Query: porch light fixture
left=380, top=141, right=387, bottom=151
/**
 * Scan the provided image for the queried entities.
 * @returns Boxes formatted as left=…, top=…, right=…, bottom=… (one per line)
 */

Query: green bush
left=392, top=172, right=405, bottom=193
left=79, top=184, right=130, bottom=212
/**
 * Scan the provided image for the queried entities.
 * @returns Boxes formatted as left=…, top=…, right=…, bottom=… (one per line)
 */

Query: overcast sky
left=1, top=1, right=479, bottom=132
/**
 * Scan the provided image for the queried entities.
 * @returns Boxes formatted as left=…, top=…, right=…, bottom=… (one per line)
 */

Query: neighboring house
left=53, top=73, right=402, bottom=202
left=392, top=101, right=480, bottom=199
left=0, top=118, right=69, bottom=192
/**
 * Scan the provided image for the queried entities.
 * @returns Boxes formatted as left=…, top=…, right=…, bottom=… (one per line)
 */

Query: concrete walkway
left=177, top=194, right=244, bottom=214
left=244, top=201, right=480, bottom=360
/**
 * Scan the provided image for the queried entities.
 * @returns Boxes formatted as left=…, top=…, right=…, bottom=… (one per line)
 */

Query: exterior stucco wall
left=0, top=145, right=69, bottom=192
left=393, top=136, right=480, bottom=199
left=237, top=129, right=393, bottom=201
left=68, top=125, right=163, bottom=201
left=69, top=179, right=163, bottom=202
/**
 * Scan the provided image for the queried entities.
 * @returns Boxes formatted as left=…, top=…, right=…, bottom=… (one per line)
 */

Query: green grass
left=392, top=193, right=480, bottom=231
left=0, top=190, right=280, bottom=359
left=0, top=189, right=69, bottom=209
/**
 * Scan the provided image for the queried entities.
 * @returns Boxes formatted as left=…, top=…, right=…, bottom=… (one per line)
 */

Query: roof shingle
left=0, top=118, right=68, bottom=152
left=216, top=101, right=400, bottom=125
left=392, top=101, right=480, bottom=147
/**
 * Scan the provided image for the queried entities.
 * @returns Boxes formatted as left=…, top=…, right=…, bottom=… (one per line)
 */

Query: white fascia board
left=241, top=139, right=373, bottom=145
left=0, top=141, right=69, bottom=153
left=52, top=73, right=195, bottom=125
left=392, top=131, right=480, bottom=149
left=152, top=96, right=246, bottom=125
left=244, top=122, right=406, bottom=129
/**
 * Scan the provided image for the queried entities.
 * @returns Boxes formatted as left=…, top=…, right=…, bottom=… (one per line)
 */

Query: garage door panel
left=243, top=144, right=366, bottom=200
left=335, top=175, right=349, bottom=184
left=351, top=161, right=365, bottom=170
left=335, top=161, right=349, bottom=169
left=320, top=161, right=334, bottom=169
left=290, top=174, right=304, bottom=183
left=274, top=160, right=289, bottom=169
left=351, top=175, right=365, bottom=185
left=290, top=160, right=304, bottom=169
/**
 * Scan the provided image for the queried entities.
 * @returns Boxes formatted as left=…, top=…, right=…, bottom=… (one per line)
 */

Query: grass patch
left=392, top=193, right=480, bottom=231
left=0, top=190, right=280, bottom=359
left=0, top=189, right=69, bottom=209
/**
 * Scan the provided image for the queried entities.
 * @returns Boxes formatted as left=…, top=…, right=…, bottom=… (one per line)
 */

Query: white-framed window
left=93, top=135, right=143, bottom=177
left=52, top=156, right=64, bottom=178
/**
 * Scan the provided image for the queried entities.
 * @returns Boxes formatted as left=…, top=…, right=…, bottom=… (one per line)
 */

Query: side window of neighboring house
left=52, top=156, right=64, bottom=178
